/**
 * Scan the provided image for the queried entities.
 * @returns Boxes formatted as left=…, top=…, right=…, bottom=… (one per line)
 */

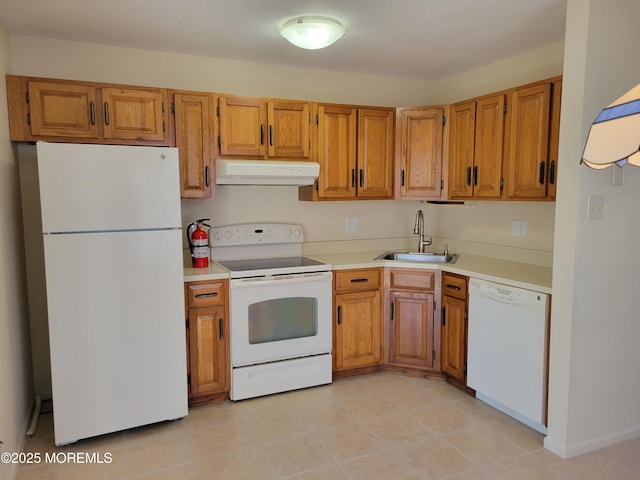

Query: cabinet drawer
left=442, top=273, right=467, bottom=299
left=389, top=269, right=435, bottom=291
left=335, top=268, right=382, bottom=293
left=186, top=282, right=226, bottom=307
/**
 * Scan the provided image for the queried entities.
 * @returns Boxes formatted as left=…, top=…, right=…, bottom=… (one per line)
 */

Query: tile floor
left=15, top=373, right=640, bottom=479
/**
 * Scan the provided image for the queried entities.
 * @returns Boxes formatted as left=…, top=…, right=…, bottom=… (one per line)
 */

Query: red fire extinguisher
left=187, top=219, right=211, bottom=268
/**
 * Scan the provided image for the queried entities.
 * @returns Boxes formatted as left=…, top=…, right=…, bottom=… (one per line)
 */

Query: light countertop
left=184, top=250, right=552, bottom=294
left=305, top=250, right=552, bottom=294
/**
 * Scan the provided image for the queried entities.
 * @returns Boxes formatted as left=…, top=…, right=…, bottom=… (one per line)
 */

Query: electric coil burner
left=210, top=223, right=332, bottom=401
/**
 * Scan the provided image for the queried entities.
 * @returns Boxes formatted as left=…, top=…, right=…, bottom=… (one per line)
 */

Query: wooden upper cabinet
left=303, top=105, right=393, bottom=201
left=449, top=101, right=476, bottom=199
left=27, top=81, right=99, bottom=138
left=316, top=104, right=358, bottom=199
left=218, top=96, right=266, bottom=156
left=506, top=83, right=551, bottom=199
left=218, top=96, right=310, bottom=159
left=268, top=101, right=310, bottom=158
left=448, top=94, right=505, bottom=200
left=396, top=107, right=444, bottom=199
left=358, top=108, right=394, bottom=199
left=6, top=76, right=170, bottom=145
left=172, top=91, right=214, bottom=200
left=101, top=87, right=167, bottom=142
left=473, top=94, right=506, bottom=199
left=547, top=78, right=562, bottom=200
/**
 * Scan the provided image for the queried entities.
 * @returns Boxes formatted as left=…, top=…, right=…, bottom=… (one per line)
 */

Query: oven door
left=229, top=271, right=332, bottom=367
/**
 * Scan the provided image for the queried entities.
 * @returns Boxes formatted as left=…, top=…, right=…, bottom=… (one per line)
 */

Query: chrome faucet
left=413, top=209, right=432, bottom=253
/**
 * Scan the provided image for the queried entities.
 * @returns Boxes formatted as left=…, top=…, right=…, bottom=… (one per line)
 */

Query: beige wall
left=545, top=0, right=640, bottom=458
left=0, top=27, right=33, bottom=480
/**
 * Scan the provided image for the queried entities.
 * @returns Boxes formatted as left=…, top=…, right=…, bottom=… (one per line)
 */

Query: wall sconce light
left=280, top=16, right=346, bottom=50
left=582, top=83, right=640, bottom=169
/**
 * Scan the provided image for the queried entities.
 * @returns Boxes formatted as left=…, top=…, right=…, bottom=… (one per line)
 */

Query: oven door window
left=248, top=297, right=317, bottom=344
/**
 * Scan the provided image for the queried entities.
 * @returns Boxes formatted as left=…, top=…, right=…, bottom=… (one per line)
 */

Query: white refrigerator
left=20, top=142, right=188, bottom=445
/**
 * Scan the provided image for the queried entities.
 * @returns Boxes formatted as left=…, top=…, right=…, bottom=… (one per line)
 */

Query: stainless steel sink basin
left=374, top=251, right=458, bottom=264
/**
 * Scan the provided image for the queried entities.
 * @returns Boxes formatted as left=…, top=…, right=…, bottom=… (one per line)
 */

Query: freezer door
left=44, top=229, right=187, bottom=445
left=36, top=142, right=181, bottom=232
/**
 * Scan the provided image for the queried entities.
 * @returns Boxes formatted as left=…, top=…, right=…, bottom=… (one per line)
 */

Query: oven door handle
left=230, top=271, right=332, bottom=287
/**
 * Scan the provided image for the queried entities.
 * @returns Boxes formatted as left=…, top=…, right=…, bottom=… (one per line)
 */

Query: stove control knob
left=213, top=231, right=222, bottom=241
left=284, top=227, right=292, bottom=237
left=224, top=230, right=233, bottom=239
left=294, top=227, right=302, bottom=237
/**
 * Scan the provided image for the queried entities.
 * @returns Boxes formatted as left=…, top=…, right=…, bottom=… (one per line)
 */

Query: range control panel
left=209, top=223, right=303, bottom=247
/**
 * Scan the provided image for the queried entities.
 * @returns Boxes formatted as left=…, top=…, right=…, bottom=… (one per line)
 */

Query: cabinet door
left=27, top=80, right=99, bottom=138
left=357, top=108, right=394, bottom=199
left=317, top=104, right=358, bottom=199
left=218, top=96, right=266, bottom=156
left=474, top=94, right=505, bottom=199
left=335, top=290, right=381, bottom=370
left=101, top=87, right=168, bottom=143
left=173, top=92, right=214, bottom=199
left=397, top=107, right=444, bottom=199
left=547, top=79, right=562, bottom=200
left=188, top=305, right=228, bottom=397
left=268, top=101, right=311, bottom=158
left=441, top=294, right=466, bottom=381
left=448, top=101, right=476, bottom=199
left=389, top=291, right=435, bottom=369
left=506, top=84, right=551, bottom=199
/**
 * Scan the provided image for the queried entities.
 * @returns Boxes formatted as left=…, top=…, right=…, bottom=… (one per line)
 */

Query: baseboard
left=544, top=424, right=640, bottom=459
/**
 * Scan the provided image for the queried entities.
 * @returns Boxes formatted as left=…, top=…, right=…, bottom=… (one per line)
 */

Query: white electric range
left=210, top=223, right=333, bottom=401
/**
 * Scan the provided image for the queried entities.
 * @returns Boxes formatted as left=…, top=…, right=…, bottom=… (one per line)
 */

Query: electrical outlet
left=512, top=220, right=526, bottom=237
left=345, top=217, right=359, bottom=232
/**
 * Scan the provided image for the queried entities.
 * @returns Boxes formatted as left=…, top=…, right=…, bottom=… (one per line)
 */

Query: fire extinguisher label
left=192, top=239, right=208, bottom=258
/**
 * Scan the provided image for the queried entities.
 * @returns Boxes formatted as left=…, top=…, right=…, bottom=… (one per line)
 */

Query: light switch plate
left=587, top=194, right=605, bottom=220
left=512, top=220, right=526, bottom=237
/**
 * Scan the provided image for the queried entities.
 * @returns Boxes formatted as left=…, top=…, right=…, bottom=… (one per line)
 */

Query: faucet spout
left=413, top=209, right=432, bottom=253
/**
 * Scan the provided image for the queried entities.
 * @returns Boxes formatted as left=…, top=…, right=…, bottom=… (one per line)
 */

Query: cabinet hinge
left=500, top=178, right=504, bottom=189
left=171, top=102, right=175, bottom=114
left=25, top=90, right=30, bottom=103
left=503, top=103, right=508, bottom=114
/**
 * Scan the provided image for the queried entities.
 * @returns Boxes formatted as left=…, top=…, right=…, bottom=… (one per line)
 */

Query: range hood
left=215, top=159, right=319, bottom=186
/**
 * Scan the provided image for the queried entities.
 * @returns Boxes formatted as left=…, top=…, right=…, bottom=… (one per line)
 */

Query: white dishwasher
left=467, top=278, right=549, bottom=433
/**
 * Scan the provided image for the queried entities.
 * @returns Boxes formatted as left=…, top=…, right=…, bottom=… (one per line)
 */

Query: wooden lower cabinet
left=185, top=280, right=230, bottom=405
left=333, top=268, right=383, bottom=376
left=383, top=269, right=440, bottom=376
left=441, top=272, right=471, bottom=390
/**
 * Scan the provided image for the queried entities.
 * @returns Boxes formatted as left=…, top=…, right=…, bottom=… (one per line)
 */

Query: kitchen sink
left=374, top=251, right=458, bottom=264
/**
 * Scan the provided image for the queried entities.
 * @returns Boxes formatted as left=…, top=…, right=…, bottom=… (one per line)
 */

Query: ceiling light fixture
left=279, top=16, right=346, bottom=50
